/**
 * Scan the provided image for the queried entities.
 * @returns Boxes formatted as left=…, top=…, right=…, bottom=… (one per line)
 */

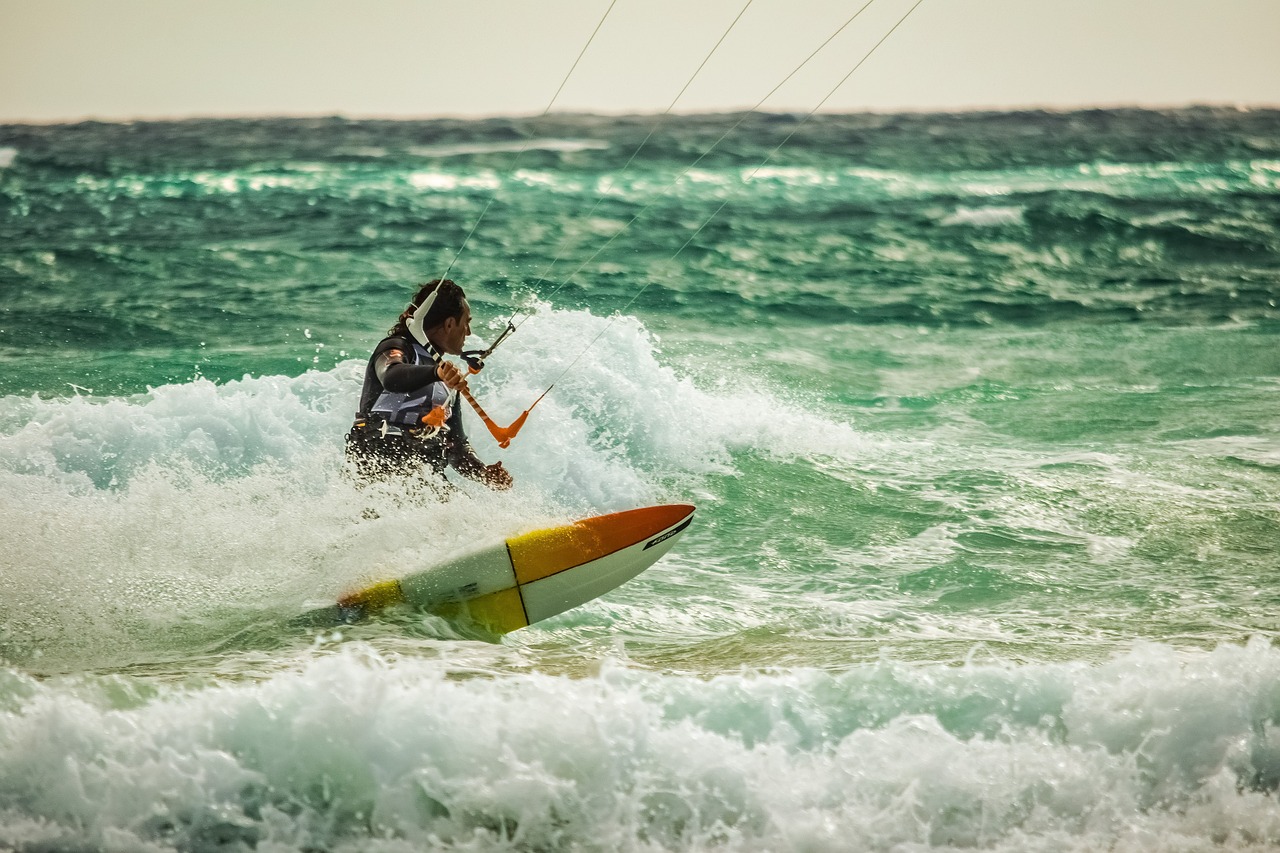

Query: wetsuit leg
left=345, top=423, right=449, bottom=488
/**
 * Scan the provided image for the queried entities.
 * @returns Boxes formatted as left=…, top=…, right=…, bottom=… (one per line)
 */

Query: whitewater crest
left=2, top=641, right=1280, bottom=851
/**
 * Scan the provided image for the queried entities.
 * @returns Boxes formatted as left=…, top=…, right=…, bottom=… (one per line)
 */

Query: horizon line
left=3, top=100, right=1279, bottom=128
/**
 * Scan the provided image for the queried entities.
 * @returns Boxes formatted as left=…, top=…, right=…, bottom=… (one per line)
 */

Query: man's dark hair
left=389, top=279, right=466, bottom=337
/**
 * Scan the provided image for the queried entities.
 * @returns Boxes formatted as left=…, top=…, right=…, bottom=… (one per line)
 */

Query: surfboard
left=303, top=503, right=695, bottom=634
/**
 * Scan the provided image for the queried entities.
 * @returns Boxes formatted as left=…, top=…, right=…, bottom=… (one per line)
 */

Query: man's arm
left=446, top=404, right=513, bottom=489
left=375, top=341, right=439, bottom=392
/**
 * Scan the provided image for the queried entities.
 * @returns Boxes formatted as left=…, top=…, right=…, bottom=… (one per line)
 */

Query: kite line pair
left=433, top=0, right=927, bottom=449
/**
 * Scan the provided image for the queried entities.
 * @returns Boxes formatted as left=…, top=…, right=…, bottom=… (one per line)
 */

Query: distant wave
left=408, top=138, right=611, bottom=158
left=938, top=205, right=1026, bottom=227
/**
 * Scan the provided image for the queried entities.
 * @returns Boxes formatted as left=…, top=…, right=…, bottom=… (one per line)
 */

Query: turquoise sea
left=1, top=108, right=1279, bottom=851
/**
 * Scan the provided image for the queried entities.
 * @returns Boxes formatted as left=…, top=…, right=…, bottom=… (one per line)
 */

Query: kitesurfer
left=346, top=280, right=513, bottom=490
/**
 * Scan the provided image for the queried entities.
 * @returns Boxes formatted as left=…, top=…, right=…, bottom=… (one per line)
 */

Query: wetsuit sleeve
left=378, top=357, right=438, bottom=392
left=372, top=337, right=438, bottom=392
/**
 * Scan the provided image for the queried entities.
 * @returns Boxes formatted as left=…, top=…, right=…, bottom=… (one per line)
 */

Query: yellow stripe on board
left=432, top=586, right=528, bottom=635
left=338, top=579, right=406, bottom=613
left=507, top=504, right=695, bottom=585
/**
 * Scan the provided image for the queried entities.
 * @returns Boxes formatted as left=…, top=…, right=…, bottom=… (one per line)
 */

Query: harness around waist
left=352, top=415, right=443, bottom=441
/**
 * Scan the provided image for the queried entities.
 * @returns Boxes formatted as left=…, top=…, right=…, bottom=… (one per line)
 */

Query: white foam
left=406, top=170, right=500, bottom=192
left=0, top=147, right=16, bottom=169
left=2, top=640, right=1279, bottom=851
left=0, top=369, right=358, bottom=490
left=409, top=138, right=610, bottom=158
left=939, top=205, right=1026, bottom=227
left=474, top=305, right=874, bottom=482
left=746, top=165, right=836, bottom=186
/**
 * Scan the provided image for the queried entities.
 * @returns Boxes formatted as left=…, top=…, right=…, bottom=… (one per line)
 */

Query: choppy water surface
left=1, top=109, right=1279, bottom=851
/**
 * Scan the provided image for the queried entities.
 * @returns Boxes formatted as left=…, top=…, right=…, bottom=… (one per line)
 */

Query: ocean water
left=1, top=108, right=1279, bottom=851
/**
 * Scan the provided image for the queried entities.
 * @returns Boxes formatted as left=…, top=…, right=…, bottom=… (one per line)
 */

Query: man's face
left=438, top=299, right=472, bottom=355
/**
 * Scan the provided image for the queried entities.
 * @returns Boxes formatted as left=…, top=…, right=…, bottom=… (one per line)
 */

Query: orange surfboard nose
left=507, top=503, right=695, bottom=584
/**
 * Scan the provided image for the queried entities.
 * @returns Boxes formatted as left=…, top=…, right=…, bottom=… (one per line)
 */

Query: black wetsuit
left=345, top=335, right=485, bottom=482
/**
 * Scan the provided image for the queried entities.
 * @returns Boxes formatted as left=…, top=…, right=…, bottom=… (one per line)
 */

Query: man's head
left=401, top=279, right=471, bottom=355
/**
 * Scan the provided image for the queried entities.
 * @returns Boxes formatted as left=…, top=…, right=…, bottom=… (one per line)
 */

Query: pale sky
left=1, top=0, right=1277, bottom=123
